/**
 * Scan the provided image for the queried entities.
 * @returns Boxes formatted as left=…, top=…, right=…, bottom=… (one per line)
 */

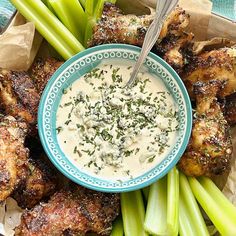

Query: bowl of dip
left=38, top=44, right=192, bottom=192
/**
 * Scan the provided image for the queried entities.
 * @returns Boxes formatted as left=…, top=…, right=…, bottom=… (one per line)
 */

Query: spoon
left=125, top=0, right=179, bottom=88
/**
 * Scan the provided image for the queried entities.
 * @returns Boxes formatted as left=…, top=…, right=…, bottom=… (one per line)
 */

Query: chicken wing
left=89, top=2, right=190, bottom=45
left=0, top=116, right=29, bottom=202
left=0, top=70, right=40, bottom=126
left=155, top=32, right=194, bottom=74
left=178, top=80, right=232, bottom=177
left=15, top=184, right=120, bottom=236
left=182, top=47, right=236, bottom=99
left=0, top=58, right=62, bottom=134
left=12, top=157, right=57, bottom=209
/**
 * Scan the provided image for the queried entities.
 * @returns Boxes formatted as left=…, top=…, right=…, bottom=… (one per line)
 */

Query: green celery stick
left=79, top=0, right=86, bottom=8
left=25, top=0, right=84, bottom=54
left=198, top=177, right=236, bottom=219
left=144, top=176, right=167, bottom=235
left=10, top=0, right=74, bottom=59
left=179, top=196, right=196, bottom=236
left=49, top=0, right=86, bottom=43
left=121, top=190, right=147, bottom=236
left=189, top=176, right=236, bottom=236
left=84, top=16, right=96, bottom=47
left=111, top=216, right=123, bottom=236
left=85, top=0, right=96, bottom=16
left=94, top=0, right=106, bottom=19
left=167, top=166, right=179, bottom=236
left=180, top=173, right=209, bottom=236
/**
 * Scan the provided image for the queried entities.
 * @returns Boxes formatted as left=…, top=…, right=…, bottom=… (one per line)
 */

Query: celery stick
left=79, top=0, right=86, bottom=9
left=11, top=0, right=74, bottom=59
left=84, top=16, right=96, bottom=47
left=94, top=0, right=106, bottom=19
left=188, top=176, right=236, bottom=236
left=144, top=176, right=167, bottom=235
left=180, top=173, right=209, bottom=236
left=25, top=0, right=84, bottom=54
left=85, top=0, right=96, bottom=16
left=198, top=176, right=236, bottom=219
left=49, top=0, right=86, bottom=43
left=45, top=0, right=56, bottom=14
left=167, top=167, right=179, bottom=236
left=111, top=216, right=123, bottom=236
left=179, top=196, right=196, bottom=236
left=142, top=186, right=149, bottom=201
left=121, top=190, right=147, bottom=236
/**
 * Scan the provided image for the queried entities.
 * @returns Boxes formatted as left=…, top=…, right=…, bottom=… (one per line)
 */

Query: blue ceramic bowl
left=38, top=44, right=192, bottom=192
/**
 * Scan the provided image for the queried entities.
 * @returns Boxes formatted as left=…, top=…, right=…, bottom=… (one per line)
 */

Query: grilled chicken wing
left=0, top=116, right=29, bottom=202
left=178, top=81, right=232, bottom=177
left=182, top=47, right=236, bottom=99
left=0, top=70, right=40, bottom=126
left=156, top=32, right=194, bottom=74
left=90, top=3, right=189, bottom=46
left=0, top=58, right=62, bottom=134
left=12, top=157, right=57, bottom=209
left=15, top=184, right=120, bottom=236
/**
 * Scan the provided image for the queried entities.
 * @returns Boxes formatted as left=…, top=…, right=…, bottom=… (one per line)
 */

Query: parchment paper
left=0, top=12, right=42, bottom=71
left=0, top=0, right=236, bottom=235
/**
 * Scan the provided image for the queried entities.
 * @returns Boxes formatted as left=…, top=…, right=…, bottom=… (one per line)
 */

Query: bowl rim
left=38, top=43, right=192, bottom=192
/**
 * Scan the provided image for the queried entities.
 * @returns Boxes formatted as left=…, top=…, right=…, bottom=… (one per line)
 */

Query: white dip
left=56, top=62, right=179, bottom=181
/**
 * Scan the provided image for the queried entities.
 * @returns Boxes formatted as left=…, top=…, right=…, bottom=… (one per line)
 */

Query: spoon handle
left=126, top=0, right=179, bottom=88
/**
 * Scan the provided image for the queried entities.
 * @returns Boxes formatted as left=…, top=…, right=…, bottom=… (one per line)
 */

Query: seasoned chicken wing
left=12, top=157, right=57, bottom=209
left=15, top=184, right=120, bottom=236
left=178, top=81, right=232, bottom=177
left=0, top=116, right=29, bottom=202
left=182, top=47, right=236, bottom=99
left=89, top=3, right=190, bottom=45
left=0, top=58, right=63, bottom=134
left=155, top=32, right=194, bottom=74
left=0, top=70, right=40, bottom=126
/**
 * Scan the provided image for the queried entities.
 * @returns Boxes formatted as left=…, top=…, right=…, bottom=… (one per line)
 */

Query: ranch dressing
left=56, top=62, right=179, bottom=181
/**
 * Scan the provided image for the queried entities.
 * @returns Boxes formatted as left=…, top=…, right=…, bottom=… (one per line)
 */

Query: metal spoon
left=125, top=0, right=179, bottom=88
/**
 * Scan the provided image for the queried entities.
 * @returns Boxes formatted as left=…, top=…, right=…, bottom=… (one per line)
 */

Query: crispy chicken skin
left=156, top=32, right=194, bottom=74
left=0, top=70, right=40, bottom=126
left=15, top=184, right=120, bottom=236
left=0, top=116, right=29, bottom=202
left=30, top=58, right=63, bottom=95
left=12, top=158, right=57, bottom=209
left=182, top=47, right=236, bottom=99
left=178, top=81, right=232, bottom=177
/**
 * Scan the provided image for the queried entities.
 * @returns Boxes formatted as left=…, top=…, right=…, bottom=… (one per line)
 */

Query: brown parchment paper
left=0, top=0, right=236, bottom=235
left=0, top=12, right=42, bottom=71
